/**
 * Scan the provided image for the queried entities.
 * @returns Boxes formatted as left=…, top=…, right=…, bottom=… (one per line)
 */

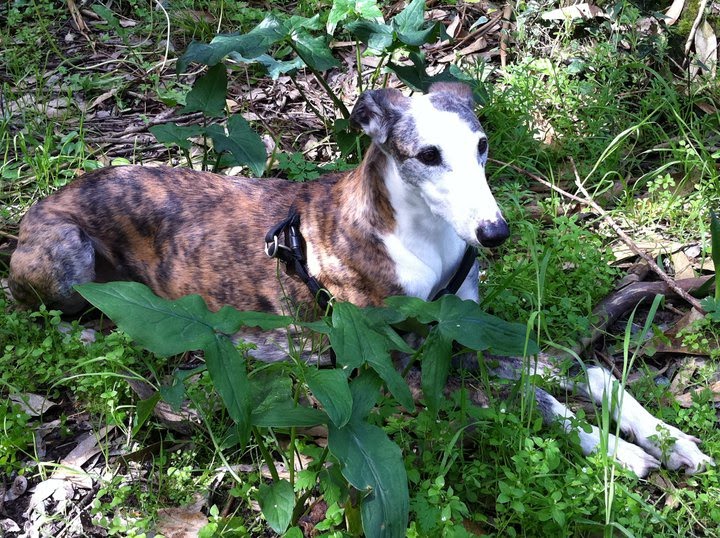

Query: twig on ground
left=684, top=0, right=709, bottom=59
left=499, top=4, right=513, bottom=69
left=568, top=157, right=705, bottom=313
left=489, top=157, right=706, bottom=313
left=0, top=230, right=19, bottom=241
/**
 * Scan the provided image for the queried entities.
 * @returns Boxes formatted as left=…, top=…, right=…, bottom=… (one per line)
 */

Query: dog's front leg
left=533, top=386, right=662, bottom=477
left=563, top=366, right=714, bottom=475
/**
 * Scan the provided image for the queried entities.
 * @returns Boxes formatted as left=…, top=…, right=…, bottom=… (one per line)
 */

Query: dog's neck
left=334, top=143, right=466, bottom=299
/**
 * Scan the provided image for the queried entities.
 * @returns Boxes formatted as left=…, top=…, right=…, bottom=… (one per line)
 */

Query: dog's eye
left=416, top=146, right=442, bottom=166
left=477, top=137, right=488, bottom=155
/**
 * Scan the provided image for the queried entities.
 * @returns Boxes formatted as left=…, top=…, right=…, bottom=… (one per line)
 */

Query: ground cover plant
left=1, top=0, right=720, bottom=536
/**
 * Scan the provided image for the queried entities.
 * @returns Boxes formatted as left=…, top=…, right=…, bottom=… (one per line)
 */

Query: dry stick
left=499, top=4, right=513, bottom=70
left=569, top=157, right=706, bottom=313
left=0, top=230, right=19, bottom=241
left=489, top=157, right=706, bottom=313
left=684, top=0, right=709, bottom=59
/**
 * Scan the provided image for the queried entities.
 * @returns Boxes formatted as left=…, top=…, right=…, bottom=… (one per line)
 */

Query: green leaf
left=347, top=370, right=382, bottom=421
left=76, top=282, right=258, bottom=444
left=75, top=282, right=289, bottom=354
left=252, top=405, right=327, bottom=427
left=392, top=0, right=425, bottom=33
left=328, top=418, right=409, bottom=538
left=248, top=369, right=327, bottom=427
left=386, top=294, right=538, bottom=356
left=205, top=336, right=252, bottom=445
left=387, top=51, right=457, bottom=92
left=133, top=392, right=160, bottom=436
left=419, top=328, right=452, bottom=416
left=291, top=31, right=340, bottom=72
left=711, top=210, right=720, bottom=301
left=75, top=282, right=221, bottom=356
left=258, top=479, right=295, bottom=534
left=178, top=15, right=288, bottom=71
left=182, top=63, right=227, bottom=117
left=209, top=114, right=267, bottom=177
left=346, top=20, right=394, bottom=52
left=327, top=0, right=384, bottom=34
left=306, top=368, right=353, bottom=427
left=149, top=123, right=204, bottom=150
left=160, top=366, right=203, bottom=411
left=231, top=53, right=305, bottom=79
left=328, top=303, right=413, bottom=410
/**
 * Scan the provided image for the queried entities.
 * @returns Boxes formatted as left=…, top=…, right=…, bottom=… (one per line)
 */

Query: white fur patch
left=407, top=96, right=503, bottom=246
left=381, top=158, right=467, bottom=299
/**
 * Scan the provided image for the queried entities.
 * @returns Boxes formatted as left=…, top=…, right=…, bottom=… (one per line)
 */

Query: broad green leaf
left=75, top=282, right=289, bottom=354
left=250, top=369, right=294, bottom=415
left=133, top=392, right=160, bottom=436
left=306, top=368, right=353, bottom=427
left=252, top=405, right=328, bottom=427
left=75, top=282, right=220, bottom=356
left=419, top=328, right=452, bottom=416
left=349, top=369, right=383, bottom=421
left=386, top=294, right=538, bottom=356
left=258, top=479, right=295, bottom=534
left=328, top=419, right=408, bottom=538
left=392, top=0, right=425, bottom=34
left=387, top=51, right=457, bottom=92
left=711, top=210, right=720, bottom=301
left=329, top=303, right=413, bottom=409
left=329, top=303, right=408, bottom=369
left=205, top=335, right=251, bottom=445
left=346, top=20, right=394, bottom=52
left=178, top=16, right=288, bottom=71
left=76, top=282, right=255, bottom=444
left=182, top=63, right=227, bottom=117
left=209, top=114, right=267, bottom=177
left=160, top=366, right=203, bottom=411
left=149, top=123, right=203, bottom=150
left=288, top=14, right=323, bottom=32
left=291, top=31, right=340, bottom=72
left=327, top=0, right=384, bottom=34
left=229, top=53, right=305, bottom=79
left=249, top=367, right=327, bottom=427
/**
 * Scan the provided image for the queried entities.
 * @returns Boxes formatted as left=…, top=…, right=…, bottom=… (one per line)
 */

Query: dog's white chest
left=383, top=220, right=466, bottom=300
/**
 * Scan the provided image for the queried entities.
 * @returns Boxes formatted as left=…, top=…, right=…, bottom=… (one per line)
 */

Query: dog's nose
left=476, top=218, right=510, bottom=247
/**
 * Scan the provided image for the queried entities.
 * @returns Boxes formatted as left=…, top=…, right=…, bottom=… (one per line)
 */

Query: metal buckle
left=265, top=235, right=279, bottom=258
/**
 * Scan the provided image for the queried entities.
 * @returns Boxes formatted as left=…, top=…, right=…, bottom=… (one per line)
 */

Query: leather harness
left=264, top=208, right=477, bottom=314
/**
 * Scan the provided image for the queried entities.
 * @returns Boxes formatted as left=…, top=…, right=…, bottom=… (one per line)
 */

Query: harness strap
left=266, top=208, right=476, bottom=306
left=430, top=245, right=478, bottom=301
left=264, top=208, right=333, bottom=313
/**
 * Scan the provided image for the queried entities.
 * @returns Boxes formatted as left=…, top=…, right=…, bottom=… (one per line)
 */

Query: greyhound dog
left=8, top=82, right=712, bottom=477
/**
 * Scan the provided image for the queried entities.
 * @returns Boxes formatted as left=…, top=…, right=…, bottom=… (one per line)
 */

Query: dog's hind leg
left=563, top=366, right=714, bottom=474
left=9, top=207, right=97, bottom=313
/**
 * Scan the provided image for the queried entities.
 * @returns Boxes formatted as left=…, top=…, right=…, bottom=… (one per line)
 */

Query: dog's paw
left=613, top=437, right=661, bottom=477
left=637, top=422, right=714, bottom=475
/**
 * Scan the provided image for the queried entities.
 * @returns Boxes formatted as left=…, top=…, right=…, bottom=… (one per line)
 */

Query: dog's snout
left=476, top=218, right=510, bottom=248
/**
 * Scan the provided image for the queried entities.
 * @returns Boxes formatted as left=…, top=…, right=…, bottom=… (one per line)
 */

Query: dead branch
left=489, top=157, right=706, bottom=313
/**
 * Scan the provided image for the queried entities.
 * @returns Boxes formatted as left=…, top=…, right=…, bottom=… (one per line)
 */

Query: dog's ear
left=350, top=89, right=409, bottom=144
left=428, top=82, right=475, bottom=110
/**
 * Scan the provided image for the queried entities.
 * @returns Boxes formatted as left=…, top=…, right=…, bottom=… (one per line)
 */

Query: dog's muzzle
left=476, top=217, right=510, bottom=248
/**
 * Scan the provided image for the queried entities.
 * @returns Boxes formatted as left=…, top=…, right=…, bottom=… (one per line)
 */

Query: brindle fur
left=9, top=146, right=402, bottom=315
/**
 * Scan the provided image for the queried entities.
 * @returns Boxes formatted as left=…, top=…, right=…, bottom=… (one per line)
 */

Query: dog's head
left=350, top=82, right=509, bottom=248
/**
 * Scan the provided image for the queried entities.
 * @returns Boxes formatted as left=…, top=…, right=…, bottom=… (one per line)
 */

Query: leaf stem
left=253, top=426, right=280, bottom=483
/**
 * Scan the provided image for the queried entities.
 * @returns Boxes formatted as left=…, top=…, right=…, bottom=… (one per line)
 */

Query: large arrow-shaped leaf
left=178, top=15, right=288, bottom=71
left=329, top=418, right=408, bottom=537
left=328, top=302, right=413, bottom=409
left=386, top=294, right=538, bottom=356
